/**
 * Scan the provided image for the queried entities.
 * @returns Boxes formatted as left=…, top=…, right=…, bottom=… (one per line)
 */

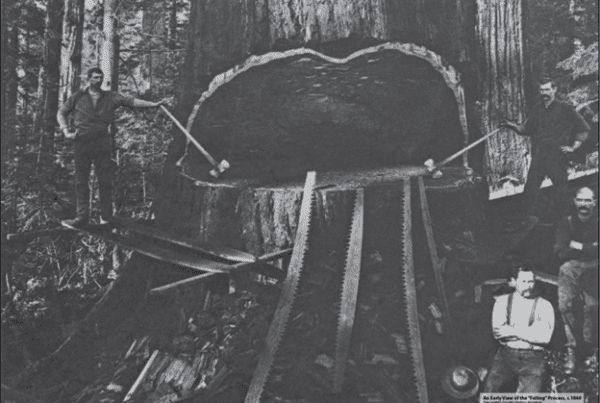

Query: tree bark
left=136, top=0, right=169, bottom=94
left=100, top=0, right=117, bottom=91
left=168, top=0, right=178, bottom=50
left=1, top=0, right=20, bottom=162
left=476, top=0, right=529, bottom=194
left=176, top=0, right=477, bottom=99
left=59, top=0, right=85, bottom=104
left=41, top=0, right=64, bottom=160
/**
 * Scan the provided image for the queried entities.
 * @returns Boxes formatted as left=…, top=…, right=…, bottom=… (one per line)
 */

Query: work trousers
left=522, top=146, right=569, bottom=217
left=484, top=346, right=545, bottom=393
left=558, top=259, right=599, bottom=348
left=73, top=135, right=114, bottom=219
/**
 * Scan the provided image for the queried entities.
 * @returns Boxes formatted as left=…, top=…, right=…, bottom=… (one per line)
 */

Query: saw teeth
left=244, top=172, right=317, bottom=403
left=400, top=178, right=429, bottom=403
left=332, top=188, right=365, bottom=393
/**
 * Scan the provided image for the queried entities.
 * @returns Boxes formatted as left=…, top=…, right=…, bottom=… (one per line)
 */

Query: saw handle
left=160, top=105, right=219, bottom=167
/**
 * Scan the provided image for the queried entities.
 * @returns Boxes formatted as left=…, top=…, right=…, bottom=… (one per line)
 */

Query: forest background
left=0, top=0, right=598, bottom=381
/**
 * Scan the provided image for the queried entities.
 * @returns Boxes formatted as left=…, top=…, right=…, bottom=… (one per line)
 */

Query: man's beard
left=578, top=207, right=591, bottom=215
left=520, top=289, right=535, bottom=298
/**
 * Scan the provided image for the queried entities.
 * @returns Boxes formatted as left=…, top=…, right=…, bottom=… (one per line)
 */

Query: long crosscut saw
left=244, top=177, right=430, bottom=402
left=244, top=171, right=317, bottom=403
left=332, top=188, right=365, bottom=392
left=402, top=178, right=429, bottom=403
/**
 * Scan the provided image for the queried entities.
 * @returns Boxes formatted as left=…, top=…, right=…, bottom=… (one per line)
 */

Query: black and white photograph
left=1, top=1, right=598, bottom=402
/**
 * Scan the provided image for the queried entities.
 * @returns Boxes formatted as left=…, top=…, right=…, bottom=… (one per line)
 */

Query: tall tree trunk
left=60, top=0, right=85, bottom=105
left=169, top=0, right=477, bottom=166
left=136, top=0, right=168, bottom=94
left=41, top=0, right=64, bottom=162
left=157, top=0, right=481, bottom=245
left=100, top=0, right=117, bottom=91
left=4, top=20, right=19, bottom=117
left=476, top=0, right=529, bottom=194
left=1, top=0, right=19, bottom=162
left=167, top=0, right=178, bottom=50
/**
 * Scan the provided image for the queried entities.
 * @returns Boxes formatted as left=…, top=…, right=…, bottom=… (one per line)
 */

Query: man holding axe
left=500, top=77, right=589, bottom=232
left=58, top=67, right=167, bottom=225
left=426, top=77, right=589, bottom=232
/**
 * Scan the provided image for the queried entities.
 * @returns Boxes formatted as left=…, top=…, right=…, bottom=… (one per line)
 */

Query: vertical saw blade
left=401, top=178, right=429, bottom=403
left=244, top=172, right=317, bottom=403
left=332, top=188, right=365, bottom=392
left=417, top=177, right=451, bottom=330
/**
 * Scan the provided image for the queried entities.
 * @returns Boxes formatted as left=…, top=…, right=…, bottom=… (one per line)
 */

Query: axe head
left=209, top=160, right=230, bottom=178
left=424, top=159, right=436, bottom=172
left=423, top=159, right=443, bottom=178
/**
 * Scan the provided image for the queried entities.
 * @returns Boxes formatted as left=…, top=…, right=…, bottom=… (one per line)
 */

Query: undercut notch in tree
left=174, top=43, right=470, bottom=184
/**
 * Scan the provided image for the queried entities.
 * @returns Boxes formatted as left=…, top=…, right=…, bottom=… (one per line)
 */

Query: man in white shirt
left=483, top=265, right=555, bottom=393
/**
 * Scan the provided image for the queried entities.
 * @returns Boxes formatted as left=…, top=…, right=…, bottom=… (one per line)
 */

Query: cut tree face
left=182, top=50, right=465, bottom=182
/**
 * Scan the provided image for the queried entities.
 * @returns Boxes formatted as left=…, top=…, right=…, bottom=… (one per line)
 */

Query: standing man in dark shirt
left=57, top=67, right=165, bottom=225
left=554, top=186, right=598, bottom=374
left=501, top=78, right=590, bottom=231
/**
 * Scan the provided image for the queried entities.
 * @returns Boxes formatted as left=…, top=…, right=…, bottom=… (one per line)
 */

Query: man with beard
left=57, top=67, right=166, bottom=225
left=483, top=265, right=555, bottom=393
left=554, top=186, right=599, bottom=374
left=501, top=78, right=590, bottom=232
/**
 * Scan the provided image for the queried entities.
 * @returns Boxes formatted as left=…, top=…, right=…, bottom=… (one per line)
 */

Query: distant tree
left=1, top=0, right=20, bottom=162
left=40, top=0, right=64, bottom=162
left=99, top=0, right=117, bottom=91
left=59, top=0, right=85, bottom=104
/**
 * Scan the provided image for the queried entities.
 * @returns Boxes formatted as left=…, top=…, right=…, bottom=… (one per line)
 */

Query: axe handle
left=160, top=105, right=219, bottom=167
left=436, top=116, right=529, bottom=169
left=436, top=127, right=502, bottom=168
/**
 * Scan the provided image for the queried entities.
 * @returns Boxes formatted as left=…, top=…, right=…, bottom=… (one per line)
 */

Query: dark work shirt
left=554, top=213, right=599, bottom=262
left=59, top=88, right=134, bottom=140
left=524, top=100, right=590, bottom=149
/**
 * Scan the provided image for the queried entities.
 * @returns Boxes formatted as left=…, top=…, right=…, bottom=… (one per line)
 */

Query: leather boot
left=564, top=347, right=576, bottom=375
left=64, top=185, right=90, bottom=226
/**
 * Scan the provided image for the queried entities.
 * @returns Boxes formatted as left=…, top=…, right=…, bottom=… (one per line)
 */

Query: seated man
left=484, top=265, right=555, bottom=393
left=554, top=186, right=599, bottom=374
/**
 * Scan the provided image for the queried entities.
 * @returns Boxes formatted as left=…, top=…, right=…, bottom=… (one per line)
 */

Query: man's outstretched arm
left=132, top=98, right=167, bottom=108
